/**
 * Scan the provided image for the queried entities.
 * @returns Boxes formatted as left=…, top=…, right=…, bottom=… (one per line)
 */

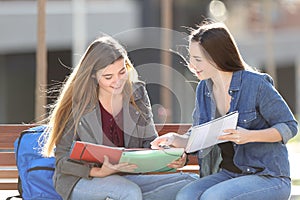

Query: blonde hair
left=43, top=36, right=138, bottom=157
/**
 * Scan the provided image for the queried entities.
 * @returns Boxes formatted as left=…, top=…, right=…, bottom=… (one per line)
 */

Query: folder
left=69, top=141, right=184, bottom=173
left=185, top=111, right=239, bottom=153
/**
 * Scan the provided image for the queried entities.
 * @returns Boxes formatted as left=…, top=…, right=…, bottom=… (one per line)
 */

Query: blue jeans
left=176, top=169, right=291, bottom=200
left=70, top=172, right=198, bottom=200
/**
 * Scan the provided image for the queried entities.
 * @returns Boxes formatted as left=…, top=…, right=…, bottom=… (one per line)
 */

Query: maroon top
left=99, top=101, right=124, bottom=147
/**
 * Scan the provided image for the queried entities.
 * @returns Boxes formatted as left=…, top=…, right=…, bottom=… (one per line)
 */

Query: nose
left=112, top=74, right=124, bottom=85
left=189, top=62, right=198, bottom=71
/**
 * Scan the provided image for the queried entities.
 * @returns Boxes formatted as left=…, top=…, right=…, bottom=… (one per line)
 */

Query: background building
left=0, top=0, right=299, bottom=124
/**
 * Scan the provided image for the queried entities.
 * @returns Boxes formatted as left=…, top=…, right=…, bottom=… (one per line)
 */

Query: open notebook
left=69, top=141, right=184, bottom=173
left=185, top=111, right=239, bottom=153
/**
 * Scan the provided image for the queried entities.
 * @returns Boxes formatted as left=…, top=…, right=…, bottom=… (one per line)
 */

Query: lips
left=112, top=86, right=121, bottom=90
left=196, top=70, right=203, bottom=75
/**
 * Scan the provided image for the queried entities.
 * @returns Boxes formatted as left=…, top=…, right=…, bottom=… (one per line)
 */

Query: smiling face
left=96, top=58, right=128, bottom=97
left=188, top=41, right=219, bottom=80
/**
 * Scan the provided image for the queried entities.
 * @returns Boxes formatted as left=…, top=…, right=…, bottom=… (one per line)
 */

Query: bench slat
left=0, top=124, right=35, bottom=149
left=0, top=152, right=16, bottom=166
left=0, top=169, right=18, bottom=178
left=156, top=124, right=191, bottom=135
left=0, top=182, right=18, bottom=190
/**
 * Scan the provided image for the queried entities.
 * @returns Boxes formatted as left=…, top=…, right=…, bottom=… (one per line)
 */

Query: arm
left=55, top=124, right=93, bottom=179
left=131, top=82, right=158, bottom=148
left=220, top=74, right=298, bottom=144
left=56, top=122, right=137, bottom=179
left=220, top=126, right=282, bottom=144
left=90, top=156, right=137, bottom=177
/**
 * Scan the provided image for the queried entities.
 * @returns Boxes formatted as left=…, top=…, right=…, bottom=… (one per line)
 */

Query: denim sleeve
left=257, top=74, right=298, bottom=143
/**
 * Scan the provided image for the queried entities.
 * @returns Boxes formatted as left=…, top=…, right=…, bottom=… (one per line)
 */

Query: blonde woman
left=43, top=36, right=197, bottom=200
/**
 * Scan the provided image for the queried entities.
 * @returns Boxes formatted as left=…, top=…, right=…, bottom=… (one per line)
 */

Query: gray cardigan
left=54, top=82, right=158, bottom=200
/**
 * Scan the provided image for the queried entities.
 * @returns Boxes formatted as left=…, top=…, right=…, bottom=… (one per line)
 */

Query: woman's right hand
left=90, top=155, right=137, bottom=177
left=150, top=132, right=176, bottom=149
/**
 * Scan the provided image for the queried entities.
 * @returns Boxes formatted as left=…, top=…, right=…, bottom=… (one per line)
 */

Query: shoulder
left=132, top=81, right=147, bottom=100
left=242, top=70, right=274, bottom=85
left=132, top=81, right=146, bottom=90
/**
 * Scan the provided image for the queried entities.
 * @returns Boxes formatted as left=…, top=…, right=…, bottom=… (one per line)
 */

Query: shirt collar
left=229, top=70, right=243, bottom=91
left=204, top=70, right=243, bottom=95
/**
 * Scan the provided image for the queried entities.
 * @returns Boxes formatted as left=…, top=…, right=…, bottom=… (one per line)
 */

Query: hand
left=219, top=127, right=251, bottom=144
left=167, top=153, right=187, bottom=169
left=90, top=155, right=137, bottom=177
left=150, top=132, right=175, bottom=149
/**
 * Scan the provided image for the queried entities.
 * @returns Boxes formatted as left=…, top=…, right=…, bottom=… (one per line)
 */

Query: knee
left=176, top=185, right=201, bottom=200
left=200, top=190, right=223, bottom=200
left=120, top=182, right=142, bottom=199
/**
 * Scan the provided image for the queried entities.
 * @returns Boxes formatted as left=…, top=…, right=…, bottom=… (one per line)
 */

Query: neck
left=211, top=71, right=233, bottom=91
left=99, top=93, right=123, bottom=116
left=99, top=93, right=123, bottom=104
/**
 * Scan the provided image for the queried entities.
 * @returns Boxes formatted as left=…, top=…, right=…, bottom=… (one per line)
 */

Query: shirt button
left=136, top=111, right=139, bottom=114
left=79, top=122, right=82, bottom=125
left=247, top=168, right=250, bottom=172
left=243, top=119, right=247, bottom=122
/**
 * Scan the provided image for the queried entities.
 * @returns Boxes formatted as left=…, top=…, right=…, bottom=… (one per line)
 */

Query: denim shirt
left=193, top=70, right=298, bottom=178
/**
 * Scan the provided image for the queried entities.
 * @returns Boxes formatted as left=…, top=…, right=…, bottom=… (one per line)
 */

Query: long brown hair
left=43, top=36, right=138, bottom=156
left=190, top=22, right=247, bottom=72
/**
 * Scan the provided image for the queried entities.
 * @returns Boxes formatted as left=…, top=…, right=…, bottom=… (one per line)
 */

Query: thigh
left=126, top=172, right=198, bottom=200
left=176, top=170, right=231, bottom=200
left=70, top=175, right=142, bottom=200
left=201, top=175, right=291, bottom=200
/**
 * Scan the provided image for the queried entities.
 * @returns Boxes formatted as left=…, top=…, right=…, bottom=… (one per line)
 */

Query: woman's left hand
left=167, top=153, right=187, bottom=169
left=219, top=127, right=251, bottom=144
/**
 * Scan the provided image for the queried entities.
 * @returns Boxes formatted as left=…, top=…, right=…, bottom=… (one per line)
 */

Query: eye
left=191, top=56, right=202, bottom=63
left=119, top=68, right=126, bottom=75
left=104, top=75, right=112, bottom=80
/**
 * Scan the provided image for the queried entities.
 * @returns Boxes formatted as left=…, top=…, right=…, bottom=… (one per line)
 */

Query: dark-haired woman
left=151, top=22, right=298, bottom=200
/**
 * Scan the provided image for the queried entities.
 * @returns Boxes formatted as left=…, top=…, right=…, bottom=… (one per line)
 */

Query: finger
left=219, top=134, right=236, bottom=141
left=218, top=135, right=228, bottom=140
left=116, top=162, right=132, bottom=168
left=150, top=138, right=166, bottom=149
left=103, top=155, right=110, bottom=164
left=223, top=129, right=237, bottom=133
left=118, top=164, right=138, bottom=172
left=168, top=161, right=184, bottom=168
